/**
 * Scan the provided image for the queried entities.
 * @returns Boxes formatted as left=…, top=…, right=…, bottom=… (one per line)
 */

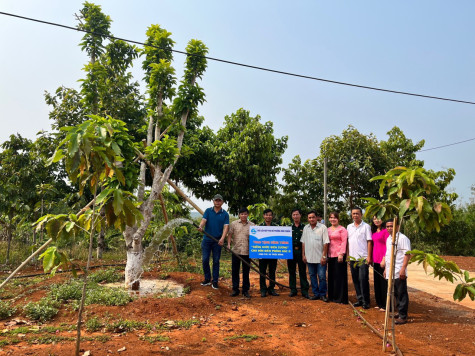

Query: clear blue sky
left=1, top=1, right=474, bottom=210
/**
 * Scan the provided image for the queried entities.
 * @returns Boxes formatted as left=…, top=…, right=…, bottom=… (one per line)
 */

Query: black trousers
left=350, top=261, right=370, bottom=305
left=231, top=254, right=250, bottom=293
left=259, top=259, right=277, bottom=292
left=327, top=255, right=349, bottom=304
left=287, top=250, right=309, bottom=295
left=373, top=263, right=388, bottom=309
left=394, top=278, right=409, bottom=319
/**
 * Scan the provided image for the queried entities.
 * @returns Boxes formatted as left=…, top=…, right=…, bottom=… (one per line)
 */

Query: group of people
left=197, top=195, right=411, bottom=325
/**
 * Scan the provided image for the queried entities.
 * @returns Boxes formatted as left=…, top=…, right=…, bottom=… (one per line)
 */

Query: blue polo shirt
left=203, top=207, right=229, bottom=239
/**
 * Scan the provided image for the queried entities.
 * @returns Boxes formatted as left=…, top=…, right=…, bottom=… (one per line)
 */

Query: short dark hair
left=329, top=211, right=340, bottom=220
left=385, top=219, right=395, bottom=226
left=263, top=208, right=273, bottom=215
left=307, top=210, right=317, bottom=217
left=238, top=207, right=249, bottom=214
left=291, top=208, right=302, bottom=215
left=351, top=207, right=363, bottom=214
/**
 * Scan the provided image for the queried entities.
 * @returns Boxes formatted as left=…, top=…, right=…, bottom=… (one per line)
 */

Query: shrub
left=0, top=300, right=17, bottom=320
left=23, top=298, right=60, bottom=322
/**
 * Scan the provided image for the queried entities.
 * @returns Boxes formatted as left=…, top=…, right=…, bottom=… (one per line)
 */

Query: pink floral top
left=372, top=229, right=390, bottom=264
left=328, top=226, right=348, bottom=258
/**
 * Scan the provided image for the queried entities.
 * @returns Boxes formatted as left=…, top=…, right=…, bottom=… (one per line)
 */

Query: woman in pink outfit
left=327, top=212, right=348, bottom=304
left=372, top=216, right=389, bottom=310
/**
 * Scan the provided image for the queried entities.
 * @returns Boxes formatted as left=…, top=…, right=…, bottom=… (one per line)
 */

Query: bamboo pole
left=159, top=193, right=181, bottom=265
left=167, top=179, right=204, bottom=215
left=0, top=238, right=53, bottom=290
left=323, top=157, right=328, bottom=226
left=382, top=217, right=398, bottom=351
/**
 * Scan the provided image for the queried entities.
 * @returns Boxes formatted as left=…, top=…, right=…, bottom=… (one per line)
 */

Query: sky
left=1, top=1, right=474, bottom=212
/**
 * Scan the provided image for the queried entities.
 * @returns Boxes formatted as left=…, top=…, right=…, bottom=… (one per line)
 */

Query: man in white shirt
left=301, top=210, right=330, bottom=302
left=381, top=220, right=411, bottom=325
left=347, top=207, right=373, bottom=309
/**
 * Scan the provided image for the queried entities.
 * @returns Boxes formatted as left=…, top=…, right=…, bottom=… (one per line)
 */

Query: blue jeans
left=308, top=263, right=327, bottom=297
left=201, top=237, right=222, bottom=283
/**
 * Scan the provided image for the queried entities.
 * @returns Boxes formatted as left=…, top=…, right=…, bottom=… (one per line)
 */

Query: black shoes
left=200, top=279, right=211, bottom=286
left=363, top=304, right=370, bottom=309
left=395, top=317, right=407, bottom=325
left=269, top=290, right=280, bottom=296
left=289, top=291, right=298, bottom=297
left=243, top=291, right=251, bottom=298
left=261, top=291, right=267, bottom=298
left=230, top=290, right=240, bottom=297
left=212, top=282, right=218, bottom=290
left=302, top=294, right=310, bottom=299
left=310, top=295, right=320, bottom=300
left=321, top=296, right=329, bottom=303
left=353, top=301, right=363, bottom=307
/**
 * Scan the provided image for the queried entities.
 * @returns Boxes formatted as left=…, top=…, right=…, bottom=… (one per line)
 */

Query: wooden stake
left=167, top=179, right=204, bottom=215
left=383, top=217, right=398, bottom=352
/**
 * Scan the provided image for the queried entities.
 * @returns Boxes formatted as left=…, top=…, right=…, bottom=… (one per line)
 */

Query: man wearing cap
left=198, top=194, right=230, bottom=289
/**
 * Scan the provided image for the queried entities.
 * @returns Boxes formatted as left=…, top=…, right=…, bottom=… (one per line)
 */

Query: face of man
left=386, top=221, right=393, bottom=235
left=263, top=212, right=273, bottom=224
left=239, top=211, right=249, bottom=223
left=308, top=213, right=317, bottom=227
left=351, top=209, right=362, bottom=224
left=291, top=211, right=301, bottom=225
left=213, top=199, right=223, bottom=210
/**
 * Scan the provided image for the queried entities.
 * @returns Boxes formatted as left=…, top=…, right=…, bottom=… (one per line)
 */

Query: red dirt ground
left=0, top=258, right=474, bottom=356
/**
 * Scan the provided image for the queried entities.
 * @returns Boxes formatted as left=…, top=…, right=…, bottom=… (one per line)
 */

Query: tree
left=271, top=155, right=323, bottom=219
left=365, top=166, right=474, bottom=301
left=187, top=108, right=288, bottom=214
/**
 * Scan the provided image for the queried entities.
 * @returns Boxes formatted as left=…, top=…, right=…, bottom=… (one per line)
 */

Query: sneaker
left=230, top=290, right=240, bottom=297
left=321, top=296, right=329, bottom=303
left=243, top=291, right=251, bottom=298
left=353, top=301, right=363, bottom=307
left=310, top=295, right=320, bottom=300
left=200, top=279, right=211, bottom=286
left=289, top=291, right=298, bottom=297
left=212, top=282, right=218, bottom=289
left=363, top=304, right=370, bottom=310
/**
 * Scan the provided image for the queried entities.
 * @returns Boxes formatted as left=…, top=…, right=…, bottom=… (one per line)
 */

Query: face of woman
left=329, top=215, right=339, bottom=226
left=373, top=216, right=382, bottom=227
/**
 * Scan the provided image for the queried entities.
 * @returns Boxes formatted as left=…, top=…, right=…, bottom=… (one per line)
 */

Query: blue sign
left=249, top=226, right=293, bottom=259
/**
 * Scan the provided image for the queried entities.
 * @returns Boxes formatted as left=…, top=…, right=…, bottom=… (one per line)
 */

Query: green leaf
left=47, top=149, right=64, bottom=166
left=113, top=189, right=124, bottom=215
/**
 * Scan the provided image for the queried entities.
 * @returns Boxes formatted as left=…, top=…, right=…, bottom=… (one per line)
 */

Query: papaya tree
left=365, top=166, right=474, bottom=301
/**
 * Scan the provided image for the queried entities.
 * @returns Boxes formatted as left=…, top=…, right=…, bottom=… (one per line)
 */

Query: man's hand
left=218, top=237, right=224, bottom=246
left=197, top=226, right=203, bottom=232
left=380, top=259, right=385, bottom=269
left=303, top=256, right=307, bottom=264
left=399, top=270, right=407, bottom=280
left=320, top=258, right=327, bottom=266
left=366, top=256, right=373, bottom=266
left=227, top=243, right=231, bottom=250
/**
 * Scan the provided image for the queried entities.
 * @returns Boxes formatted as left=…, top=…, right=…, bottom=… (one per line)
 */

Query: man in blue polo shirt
left=198, top=194, right=230, bottom=289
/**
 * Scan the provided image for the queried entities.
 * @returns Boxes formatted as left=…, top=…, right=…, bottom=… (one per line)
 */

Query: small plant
left=175, top=319, right=199, bottom=329
left=183, top=286, right=191, bottom=294
left=23, top=298, right=60, bottom=322
left=201, top=337, right=207, bottom=342
left=89, top=268, right=123, bottom=283
left=85, top=316, right=103, bottom=332
left=225, top=334, right=260, bottom=342
left=0, top=300, right=17, bottom=320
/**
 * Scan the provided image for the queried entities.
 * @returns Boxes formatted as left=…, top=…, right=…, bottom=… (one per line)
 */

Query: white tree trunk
left=125, top=250, right=144, bottom=289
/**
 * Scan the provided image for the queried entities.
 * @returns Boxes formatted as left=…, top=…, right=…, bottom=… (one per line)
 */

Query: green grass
left=88, top=268, right=123, bottom=283
left=140, top=334, right=170, bottom=343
